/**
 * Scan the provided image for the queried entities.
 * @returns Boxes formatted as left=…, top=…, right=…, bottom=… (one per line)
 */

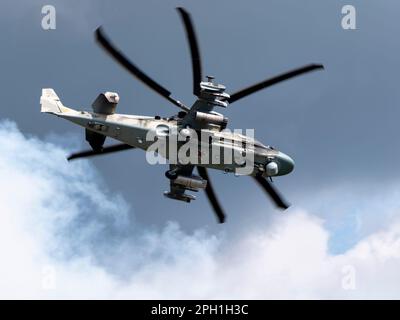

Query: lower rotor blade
left=197, top=166, right=226, bottom=223
left=253, top=175, right=290, bottom=209
left=67, top=144, right=135, bottom=161
left=228, top=64, right=324, bottom=104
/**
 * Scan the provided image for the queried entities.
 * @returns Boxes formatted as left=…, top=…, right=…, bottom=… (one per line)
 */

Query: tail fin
left=40, top=88, right=67, bottom=114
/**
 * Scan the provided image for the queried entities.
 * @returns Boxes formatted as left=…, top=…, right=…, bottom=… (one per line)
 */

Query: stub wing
left=164, top=164, right=207, bottom=203
left=164, top=184, right=196, bottom=203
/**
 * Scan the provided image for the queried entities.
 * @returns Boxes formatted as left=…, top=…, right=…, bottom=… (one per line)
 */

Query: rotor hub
left=199, top=76, right=230, bottom=108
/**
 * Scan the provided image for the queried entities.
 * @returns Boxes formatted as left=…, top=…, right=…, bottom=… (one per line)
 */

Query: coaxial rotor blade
left=95, top=27, right=189, bottom=111
left=176, top=7, right=203, bottom=96
left=228, top=64, right=324, bottom=104
left=197, top=166, right=226, bottom=223
left=67, top=143, right=135, bottom=161
left=253, top=175, right=290, bottom=209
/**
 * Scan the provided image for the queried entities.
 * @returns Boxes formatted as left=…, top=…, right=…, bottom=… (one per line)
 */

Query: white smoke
left=0, top=119, right=400, bottom=299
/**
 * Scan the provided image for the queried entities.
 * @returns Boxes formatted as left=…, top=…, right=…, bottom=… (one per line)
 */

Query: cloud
left=0, top=119, right=400, bottom=299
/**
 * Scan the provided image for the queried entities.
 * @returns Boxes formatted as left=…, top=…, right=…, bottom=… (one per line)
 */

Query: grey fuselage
left=56, top=109, right=294, bottom=177
left=40, top=88, right=294, bottom=177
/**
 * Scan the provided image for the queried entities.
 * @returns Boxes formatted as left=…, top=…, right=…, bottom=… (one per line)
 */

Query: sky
left=1, top=0, right=400, bottom=299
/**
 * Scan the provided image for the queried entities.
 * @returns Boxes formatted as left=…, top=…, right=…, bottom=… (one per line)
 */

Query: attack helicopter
left=41, top=8, right=324, bottom=223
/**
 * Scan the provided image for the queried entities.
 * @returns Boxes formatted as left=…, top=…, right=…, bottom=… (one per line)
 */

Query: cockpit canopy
left=214, top=131, right=274, bottom=150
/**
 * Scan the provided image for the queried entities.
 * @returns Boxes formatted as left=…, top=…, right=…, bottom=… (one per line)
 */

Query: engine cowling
left=92, top=92, right=119, bottom=115
left=195, top=111, right=228, bottom=129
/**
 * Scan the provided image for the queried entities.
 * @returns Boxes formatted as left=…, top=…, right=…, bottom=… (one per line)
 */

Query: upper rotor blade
left=95, top=27, right=189, bottom=111
left=197, top=166, right=226, bottom=223
left=67, top=143, right=135, bottom=161
left=177, top=7, right=202, bottom=96
left=228, top=64, right=324, bottom=104
left=253, top=175, right=290, bottom=210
